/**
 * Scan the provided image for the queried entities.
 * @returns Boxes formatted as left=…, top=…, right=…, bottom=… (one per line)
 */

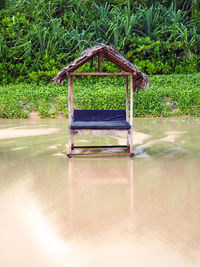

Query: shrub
left=0, top=73, right=199, bottom=118
left=0, top=1, right=200, bottom=84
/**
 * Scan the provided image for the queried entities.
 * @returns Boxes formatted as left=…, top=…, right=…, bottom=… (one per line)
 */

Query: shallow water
left=0, top=117, right=200, bottom=267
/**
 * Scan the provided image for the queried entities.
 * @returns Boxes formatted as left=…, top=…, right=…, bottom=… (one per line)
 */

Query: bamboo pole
left=70, top=72, right=130, bottom=76
left=126, top=76, right=129, bottom=121
left=129, top=74, right=134, bottom=156
left=126, top=76, right=130, bottom=149
left=70, top=153, right=131, bottom=157
left=71, top=76, right=74, bottom=149
left=68, top=74, right=73, bottom=156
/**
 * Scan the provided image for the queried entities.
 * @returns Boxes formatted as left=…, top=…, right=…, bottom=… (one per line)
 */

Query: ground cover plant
left=0, top=73, right=199, bottom=118
left=0, top=1, right=199, bottom=118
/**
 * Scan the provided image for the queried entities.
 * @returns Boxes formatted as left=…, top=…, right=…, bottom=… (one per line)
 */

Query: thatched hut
left=53, top=44, right=149, bottom=157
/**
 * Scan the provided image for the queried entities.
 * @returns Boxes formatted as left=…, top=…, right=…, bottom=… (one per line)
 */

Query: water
left=0, top=117, right=200, bottom=267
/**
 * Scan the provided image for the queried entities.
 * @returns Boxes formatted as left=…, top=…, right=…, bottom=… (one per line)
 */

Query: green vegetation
left=0, top=0, right=200, bottom=84
left=0, top=73, right=199, bottom=118
left=0, top=1, right=199, bottom=118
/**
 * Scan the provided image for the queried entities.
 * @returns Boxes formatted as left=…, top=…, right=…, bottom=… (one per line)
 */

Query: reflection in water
left=0, top=181, right=71, bottom=267
left=0, top=117, right=200, bottom=266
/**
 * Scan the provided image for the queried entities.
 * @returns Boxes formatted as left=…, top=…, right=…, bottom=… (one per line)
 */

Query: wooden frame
left=71, top=72, right=130, bottom=76
left=67, top=56, right=134, bottom=158
left=72, top=129, right=129, bottom=136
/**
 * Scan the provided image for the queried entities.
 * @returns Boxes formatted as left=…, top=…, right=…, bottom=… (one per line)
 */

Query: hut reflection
left=3, top=152, right=199, bottom=263
left=66, top=158, right=134, bottom=237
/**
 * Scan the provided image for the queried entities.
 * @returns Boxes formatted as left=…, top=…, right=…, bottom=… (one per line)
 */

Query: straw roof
left=53, top=44, right=149, bottom=91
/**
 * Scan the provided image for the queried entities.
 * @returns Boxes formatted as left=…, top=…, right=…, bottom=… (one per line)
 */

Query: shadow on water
left=0, top=117, right=200, bottom=266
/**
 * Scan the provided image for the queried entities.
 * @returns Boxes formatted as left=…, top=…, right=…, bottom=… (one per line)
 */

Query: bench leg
left=129, top=127, right=134, bottom=157
left=127, top=130, right=130, bottom=148
left=71, top=130, right=74, bottom=150
left=67, top=129, right=72, bottom=156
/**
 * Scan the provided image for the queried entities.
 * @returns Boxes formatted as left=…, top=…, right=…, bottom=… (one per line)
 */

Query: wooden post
left=129, top=74, right=134, bottom=157
left=126, top=76, right=129, bottom=121
left=126, top=76, right=130, bottom=149
left=71, top=75, right=74, bottom=149
left=71, top=72, right=130, bottom=76
left=68, top=74, right=73, bottom=157
left=98, top=53, right=103, bottom=72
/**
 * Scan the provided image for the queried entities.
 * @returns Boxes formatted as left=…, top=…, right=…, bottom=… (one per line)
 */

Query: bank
left=0, top=73, right=199, bottom=119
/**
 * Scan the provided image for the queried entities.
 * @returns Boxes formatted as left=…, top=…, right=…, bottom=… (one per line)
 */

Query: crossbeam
left=68, top=153, right=132, bottom=158
left=73, top=129, right=129, bottom=136
left=70, top=72, right=131, bottom=76
left=73, top=145, right=128, bottom=149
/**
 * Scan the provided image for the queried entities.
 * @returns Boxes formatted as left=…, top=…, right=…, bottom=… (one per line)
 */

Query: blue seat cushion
left=71, top=121, right=130, bottom=130
left=71, top=110, right=130, bottom=130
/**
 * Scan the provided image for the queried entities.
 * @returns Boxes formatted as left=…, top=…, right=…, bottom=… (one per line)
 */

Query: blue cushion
left=71, top=121, right=130, bottom=129
left=73, top=110, right=126, bottom=121
left=71, top=110, right=130, bottom=130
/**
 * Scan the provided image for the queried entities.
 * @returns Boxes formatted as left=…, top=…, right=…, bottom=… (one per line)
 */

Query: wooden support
left=68, top=153, right=131, bottom=158
left=71, top=130, right=74, bottom=150
left=71, top=72, right=130, bottom=76
left=68, top=75, right=73, bottom=156
left=73, top=145, right=128, bottom=149
left=73, top=129, right=129, bottom=136
left=129, top=74, right=134, bottom=157
left=71, top=75, right=74, bottom=117
left=70, top=76, right=74, bottom=150
left=98, top=53, right=103, bottom=72
left=126, top=76, right=129, bottom=122
left=66, top=70, right=135, bottom=158
left=126, top=76, right=130, bottom=149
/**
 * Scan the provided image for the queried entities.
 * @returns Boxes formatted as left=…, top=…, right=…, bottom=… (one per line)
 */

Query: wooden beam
left=70, top=75, right=74, bottom=149
left=129, top=74, right=134, bottom=156
left=126, top=76, right=129, bottom=122
left=73, top=129, right=129, bottom=136
left=126, top=75, right=130, bottom=149
left=73, top=145, right=128, bottom=149
left=68, top=75, right=73, bottom=155
left=70, top=72, right=130, bottom=76
left=98, top=53, right=103, bottom=72
left=68, top=75, right=73, bottom=122
left=68, top=153, right=132, bottom=158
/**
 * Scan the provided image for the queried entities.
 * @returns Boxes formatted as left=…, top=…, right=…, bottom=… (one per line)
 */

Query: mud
left=0, top=117, right=200, bottom=267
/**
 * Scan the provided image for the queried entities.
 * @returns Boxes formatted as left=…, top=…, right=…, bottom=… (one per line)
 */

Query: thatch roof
left=53, top=44, right=149, bottom=90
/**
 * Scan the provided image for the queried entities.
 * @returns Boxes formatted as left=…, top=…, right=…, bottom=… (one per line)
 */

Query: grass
left=0, top=73, right=200, bottom=118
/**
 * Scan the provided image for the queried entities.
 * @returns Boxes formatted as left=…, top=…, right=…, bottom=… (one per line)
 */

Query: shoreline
left=0, top=114, right=199, bottom=120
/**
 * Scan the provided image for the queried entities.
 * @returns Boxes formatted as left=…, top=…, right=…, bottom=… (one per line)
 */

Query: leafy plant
left=0, top=73, right=200, bottom=118
left=0, top=0, right=199, bottom=83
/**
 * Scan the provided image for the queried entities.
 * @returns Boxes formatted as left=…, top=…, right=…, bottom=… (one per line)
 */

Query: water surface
left=0, top=117, right=200, bottom=267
